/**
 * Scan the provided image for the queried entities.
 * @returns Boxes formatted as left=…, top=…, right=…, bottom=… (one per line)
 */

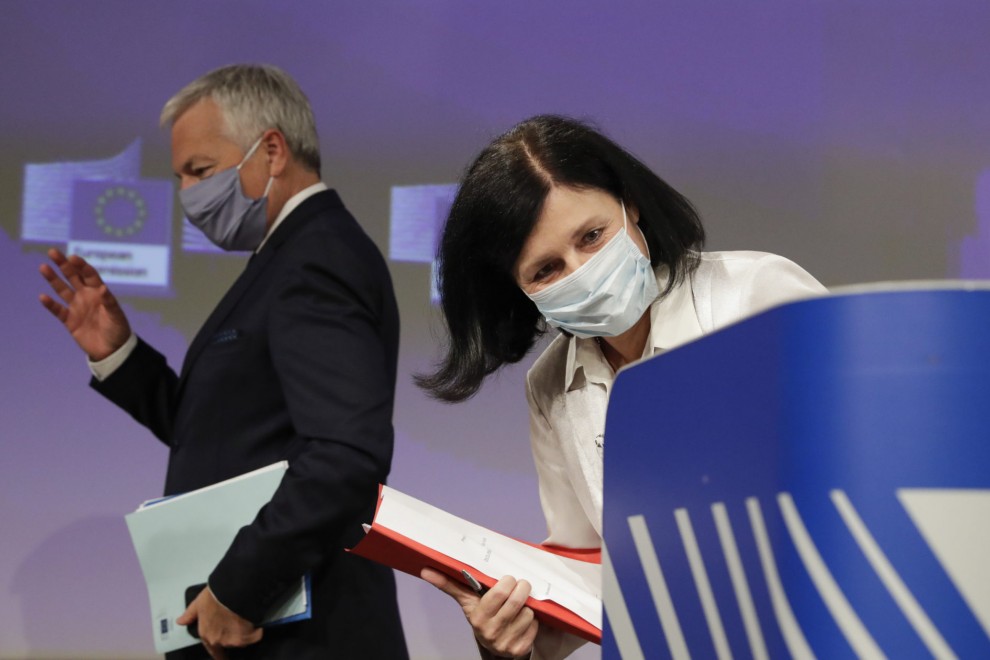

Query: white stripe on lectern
left=777, top=492, right=886, bottom=659
left=628, top=514, right=690, bottom=660
left=830, top=490, right=956, bottom=660
left=746, top=497, right=815, bottom=659
left=712, top=502, right=769, bottom=660
left=601, top=542, right=646, bottom=660
left=674, top=508, right=732, bottom=659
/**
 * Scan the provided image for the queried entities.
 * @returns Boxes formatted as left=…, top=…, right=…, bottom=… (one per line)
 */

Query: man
left=38, top=64, right=408, bottom=659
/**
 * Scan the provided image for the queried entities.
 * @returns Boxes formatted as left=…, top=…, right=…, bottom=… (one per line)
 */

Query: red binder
left=348, top=485, right=602, bottom=644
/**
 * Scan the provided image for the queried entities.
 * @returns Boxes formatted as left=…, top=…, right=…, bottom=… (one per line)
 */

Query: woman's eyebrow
left=568, top=214, right=613, bottom=241
left=522, top=254, right=553, bottom=276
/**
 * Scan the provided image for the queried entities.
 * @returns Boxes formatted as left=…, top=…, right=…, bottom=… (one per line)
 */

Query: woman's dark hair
left=416, top=114, right=705, bottom=402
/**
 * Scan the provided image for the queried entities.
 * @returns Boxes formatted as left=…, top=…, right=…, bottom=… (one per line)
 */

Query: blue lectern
left=602, top=285, right=990, bottom=659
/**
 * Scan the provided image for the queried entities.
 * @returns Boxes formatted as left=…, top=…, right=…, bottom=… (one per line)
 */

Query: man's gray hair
left=161, top=64, right=321, bottom=173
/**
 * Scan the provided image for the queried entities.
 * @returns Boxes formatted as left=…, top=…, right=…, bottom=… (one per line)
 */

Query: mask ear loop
left=237, top=135, right=275, bottom=198
left=236, top=135, right=266, bottom=171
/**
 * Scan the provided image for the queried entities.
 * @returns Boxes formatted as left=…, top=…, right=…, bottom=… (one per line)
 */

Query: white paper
left=374, top=485, right=601, bottom=629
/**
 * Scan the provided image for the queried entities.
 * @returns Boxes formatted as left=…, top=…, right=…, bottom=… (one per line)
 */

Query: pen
left=461, top=569, right=490, bottom=597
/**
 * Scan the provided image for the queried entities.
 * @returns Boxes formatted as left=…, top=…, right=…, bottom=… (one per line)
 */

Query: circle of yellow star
left=94, top=185, right=148, bottom=237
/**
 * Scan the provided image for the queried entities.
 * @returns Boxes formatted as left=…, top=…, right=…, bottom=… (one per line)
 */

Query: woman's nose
left=560, top=252, right=592, bottom=279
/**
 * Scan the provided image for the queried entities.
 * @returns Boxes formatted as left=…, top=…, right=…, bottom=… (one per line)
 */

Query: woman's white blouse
left=525, top=251, right=827, bottom=658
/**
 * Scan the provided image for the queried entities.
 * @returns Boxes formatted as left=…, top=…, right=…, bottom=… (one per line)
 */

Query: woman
left=417, top=115, right=826, bottom=659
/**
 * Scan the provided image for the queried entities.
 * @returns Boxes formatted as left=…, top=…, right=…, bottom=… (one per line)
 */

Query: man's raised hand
left=39, top=248, right=131, bottom=361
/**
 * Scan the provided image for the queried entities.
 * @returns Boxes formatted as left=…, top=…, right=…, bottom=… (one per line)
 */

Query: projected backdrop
left=2, top=2, right=989, bottom=658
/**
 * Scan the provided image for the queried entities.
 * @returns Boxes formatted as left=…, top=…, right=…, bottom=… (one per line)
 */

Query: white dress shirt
left=526, top=251, right=826, bottom=660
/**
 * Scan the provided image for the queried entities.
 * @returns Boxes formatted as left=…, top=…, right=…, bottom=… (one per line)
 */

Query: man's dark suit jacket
left=93, top=190, right=408, bottom=659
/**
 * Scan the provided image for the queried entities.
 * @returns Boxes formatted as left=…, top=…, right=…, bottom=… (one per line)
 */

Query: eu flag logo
left=20, top=139, right=141, bottom=244
left=72, top=180, right=171, bottom=244
left=94, top=186, right=148, bottom=239
left=68, top=178, right=173, bottom=292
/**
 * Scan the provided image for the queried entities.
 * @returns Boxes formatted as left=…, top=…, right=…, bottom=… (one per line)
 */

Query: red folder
left=348, top=485, right=602, bottom=644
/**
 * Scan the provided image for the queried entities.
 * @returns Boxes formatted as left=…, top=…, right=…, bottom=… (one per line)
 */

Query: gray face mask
left=179, top=136, right=274, bottom=252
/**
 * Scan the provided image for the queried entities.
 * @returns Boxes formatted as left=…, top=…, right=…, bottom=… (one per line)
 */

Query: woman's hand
left=421, top=567, right=538, bottom=659
left=38, top=248, right=132, bottom=361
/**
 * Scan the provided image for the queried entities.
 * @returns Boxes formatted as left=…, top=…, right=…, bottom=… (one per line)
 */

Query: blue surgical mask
left=525, top=202, right=660, bottom=339
left=179, top=136, right=274, bottom=251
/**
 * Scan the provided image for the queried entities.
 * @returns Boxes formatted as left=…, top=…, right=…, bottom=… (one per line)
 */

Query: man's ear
left=261, top=128, right=290, bottom=177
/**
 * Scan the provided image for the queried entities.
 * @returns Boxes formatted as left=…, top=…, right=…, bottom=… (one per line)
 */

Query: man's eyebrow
left=175, top=154, right=215, bottom=173
left=182, top=153, right=215, bottom=166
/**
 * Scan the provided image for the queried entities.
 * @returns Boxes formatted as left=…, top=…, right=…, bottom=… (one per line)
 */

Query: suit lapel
left=178, top=248, right=274, bottom=384
left=177, top=189, right=343, bottom=390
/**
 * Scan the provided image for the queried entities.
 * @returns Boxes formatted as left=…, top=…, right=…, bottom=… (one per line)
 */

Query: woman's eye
left=583, top=228, right=604, bottom=245
left=533, top=264, right=555, bottom=282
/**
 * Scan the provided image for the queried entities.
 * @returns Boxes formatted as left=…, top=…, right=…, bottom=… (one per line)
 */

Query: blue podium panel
left=602, top=286, right=990, bottom=659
